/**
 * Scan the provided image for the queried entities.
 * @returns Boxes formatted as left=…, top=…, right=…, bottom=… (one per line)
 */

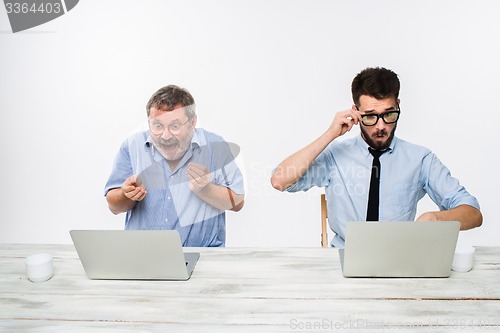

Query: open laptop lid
left=341, top=221, right=460, bottom=278
left=70, top=230, right=199, bottom=280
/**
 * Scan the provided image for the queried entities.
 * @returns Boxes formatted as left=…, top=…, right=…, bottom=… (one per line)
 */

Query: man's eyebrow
left=363, top=109, right=375, bottom=113
left=360, top=106, right=397, bottom=114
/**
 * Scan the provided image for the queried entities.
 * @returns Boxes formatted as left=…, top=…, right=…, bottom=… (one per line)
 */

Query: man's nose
left=375, top=117, right=386, bottom=130
left=160, top=128, right=174, bottom=140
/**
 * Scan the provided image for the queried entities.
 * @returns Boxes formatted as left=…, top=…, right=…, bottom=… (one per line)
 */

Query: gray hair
left=146, top=85, right=196, bottom=118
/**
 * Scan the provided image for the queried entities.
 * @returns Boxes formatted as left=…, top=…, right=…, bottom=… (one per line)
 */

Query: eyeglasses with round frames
left=358, top=105, right=401, bottom=126
left=149, top=119, right=190, bottom=135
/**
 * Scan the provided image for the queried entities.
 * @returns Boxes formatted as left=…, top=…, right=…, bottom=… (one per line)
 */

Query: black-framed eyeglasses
left=149, top=119, right=190, bottom=135
left=359, top=105, right=401, bottom=126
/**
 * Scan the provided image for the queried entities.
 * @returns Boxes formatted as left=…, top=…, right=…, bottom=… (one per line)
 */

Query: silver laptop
left=340, top=221, right=460, bottom=278
left=70, top=230, right=199, bottom=280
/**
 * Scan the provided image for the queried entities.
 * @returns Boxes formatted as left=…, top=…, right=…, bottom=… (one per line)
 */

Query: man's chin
left=162, top=151, right=183, bottom=161
left=360, top=127, right=396, bottom=151
left=371, top=138, right=390, bottom=150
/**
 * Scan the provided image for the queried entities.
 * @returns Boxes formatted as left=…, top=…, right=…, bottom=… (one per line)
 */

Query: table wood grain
left=1, top=245, right=499, bottom=332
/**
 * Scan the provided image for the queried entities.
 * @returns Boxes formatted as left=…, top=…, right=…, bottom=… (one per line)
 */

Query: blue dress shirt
left=286, top=135, right=480, bottom=248
left=104, top=128, right=245, bottom=247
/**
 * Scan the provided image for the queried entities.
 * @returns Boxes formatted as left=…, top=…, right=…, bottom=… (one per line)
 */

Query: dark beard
left=360, top=123, right=397, bottom=150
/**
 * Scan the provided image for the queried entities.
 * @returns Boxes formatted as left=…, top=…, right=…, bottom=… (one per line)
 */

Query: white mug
left=25, top=253, right=53, bottom=282
left=452, top=245, right=475, bottom=273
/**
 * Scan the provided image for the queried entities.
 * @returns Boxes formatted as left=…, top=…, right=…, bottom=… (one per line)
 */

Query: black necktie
left=367, top=148, right=386, bottom=221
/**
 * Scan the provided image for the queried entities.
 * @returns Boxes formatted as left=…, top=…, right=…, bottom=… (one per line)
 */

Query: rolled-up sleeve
left=422, top=153, right=480, bottom=210
left=285, top=150, right=331, bottom=193
left=104, top=141, right=133, bottom=196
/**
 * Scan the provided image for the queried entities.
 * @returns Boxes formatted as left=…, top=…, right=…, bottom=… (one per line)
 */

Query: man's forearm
left=442, top=204, right=483, bottom=230
left=106, top=188, right=136, bottom=215
left=271, top=130, right=336, bottom=191
left=417, top=204, right=483, bottom=230
left=194, top=183, right=244, bottom=211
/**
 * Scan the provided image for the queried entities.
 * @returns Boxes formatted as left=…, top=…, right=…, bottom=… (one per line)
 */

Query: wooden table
left=1, top=245, right=499, bottom=332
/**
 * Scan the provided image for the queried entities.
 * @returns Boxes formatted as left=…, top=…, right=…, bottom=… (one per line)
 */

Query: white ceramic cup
left=452, top=245, right=475, bottom=273
left=25, top=253, right=53, bottom=282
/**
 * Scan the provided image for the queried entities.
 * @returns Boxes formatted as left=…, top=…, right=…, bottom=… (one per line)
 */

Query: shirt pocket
left=387, top=182, right=423, bottom=216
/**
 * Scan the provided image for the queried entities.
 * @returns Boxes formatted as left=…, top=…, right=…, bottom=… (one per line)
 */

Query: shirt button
left=165, top=218, right=168, bottom=222
left=167, top=196, right=171, bottom=200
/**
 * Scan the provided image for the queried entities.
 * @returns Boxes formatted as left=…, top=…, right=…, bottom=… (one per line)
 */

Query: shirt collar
left=191, top=129, right=201, bottom=149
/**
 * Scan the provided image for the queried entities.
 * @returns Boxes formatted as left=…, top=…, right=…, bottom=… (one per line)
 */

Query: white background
left=0, top=0, right=498, bottom=246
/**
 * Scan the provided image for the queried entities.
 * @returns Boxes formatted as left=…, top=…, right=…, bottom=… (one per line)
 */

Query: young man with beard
left=105, top=85, right=244, bottom=247
left=271, top=67, right=482, bottom=247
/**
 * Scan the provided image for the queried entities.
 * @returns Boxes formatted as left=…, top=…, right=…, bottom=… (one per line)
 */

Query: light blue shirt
left=286, top=135, right=480, bottom=248
left=104, top=128, right=245, bottom=247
